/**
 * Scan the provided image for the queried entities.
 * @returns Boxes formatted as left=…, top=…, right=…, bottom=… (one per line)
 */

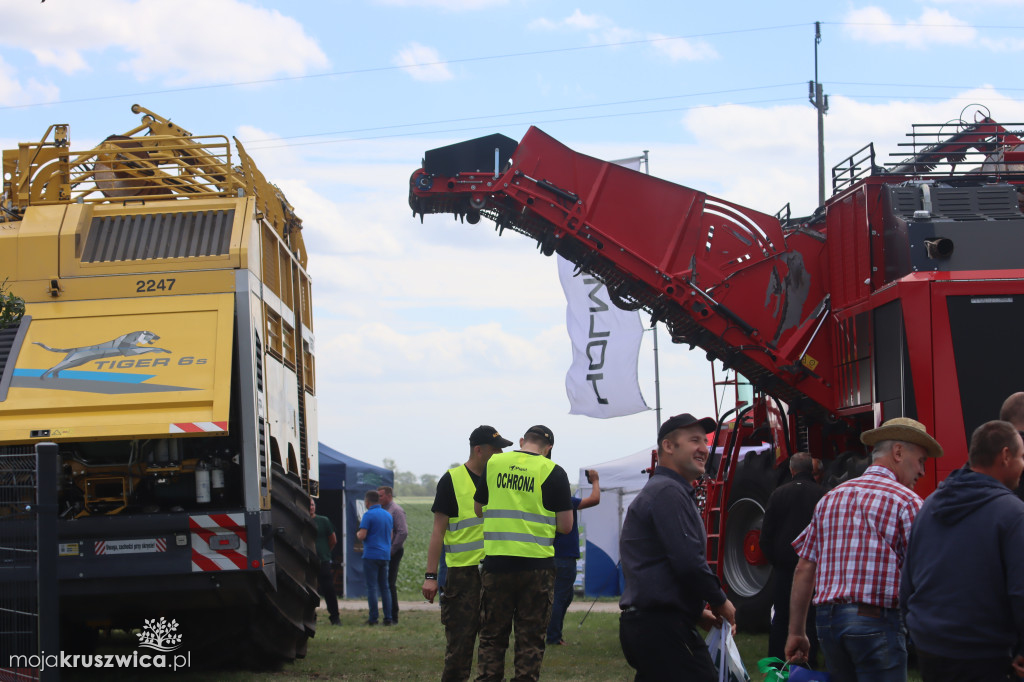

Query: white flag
left=608, top=155, right=644, bottom=171
left=558, top=256, right=649, bottom=418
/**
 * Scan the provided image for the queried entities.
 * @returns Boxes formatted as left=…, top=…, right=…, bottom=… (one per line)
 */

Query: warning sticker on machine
left=59, top=543, right=80, bottom=556
left=94, top=538, right=167, bottom=555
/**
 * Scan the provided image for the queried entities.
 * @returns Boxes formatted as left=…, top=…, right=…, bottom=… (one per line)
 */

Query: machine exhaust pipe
left=924, top=238, right=954, bottom=259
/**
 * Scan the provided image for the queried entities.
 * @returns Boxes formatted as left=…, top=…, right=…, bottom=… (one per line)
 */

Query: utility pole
left=809, top=21, right=829, bottom=206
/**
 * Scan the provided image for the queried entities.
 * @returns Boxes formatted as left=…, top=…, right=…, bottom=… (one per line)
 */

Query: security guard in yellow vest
left=423, top=425, right=512, bottom=682
left=472, top=425, right=573, bottom=682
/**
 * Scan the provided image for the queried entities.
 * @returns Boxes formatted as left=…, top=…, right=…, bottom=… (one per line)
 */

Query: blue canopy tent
left=317, top=443, right=394, bottom=598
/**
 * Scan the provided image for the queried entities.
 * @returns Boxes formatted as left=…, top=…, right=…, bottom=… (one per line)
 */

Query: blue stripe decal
left=14, top=369, right=157, bottom=384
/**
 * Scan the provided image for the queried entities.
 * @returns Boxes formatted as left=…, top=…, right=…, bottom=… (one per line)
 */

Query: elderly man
left=901, top=420, right=1024, bottom=681
left=619, top=413, right=736, bottom=681
left=786, top=417, right=943, bottom=682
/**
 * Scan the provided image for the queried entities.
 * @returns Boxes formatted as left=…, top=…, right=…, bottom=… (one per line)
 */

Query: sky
left=3, top=0, right=1024, bottom=483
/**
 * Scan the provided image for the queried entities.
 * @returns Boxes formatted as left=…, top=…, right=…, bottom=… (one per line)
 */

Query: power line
left=0, top=23, right=812, bottom=111
left=243, top=88, right=1024, bottom=151
left=244, top=96, right=807, bottom=150
left=3, top=18, right=1022, bottom=113
left=250, top=82, right=805, bottom=144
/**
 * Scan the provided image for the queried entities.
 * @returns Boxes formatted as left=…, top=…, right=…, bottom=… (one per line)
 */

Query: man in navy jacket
left=900, top=420, right=1024, bottom=681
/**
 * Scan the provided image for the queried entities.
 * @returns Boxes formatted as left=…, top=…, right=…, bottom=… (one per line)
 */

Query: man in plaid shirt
left=784, top=417, right=943, bottom=682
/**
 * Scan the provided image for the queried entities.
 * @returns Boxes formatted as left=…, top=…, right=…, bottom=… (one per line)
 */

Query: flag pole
left=643, top=150, right=662, bottom=433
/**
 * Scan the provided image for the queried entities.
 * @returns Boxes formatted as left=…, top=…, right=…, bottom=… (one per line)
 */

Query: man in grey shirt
left=619, top=413, right=736, bottom=681
left=378, top=485, right=408, bottom=624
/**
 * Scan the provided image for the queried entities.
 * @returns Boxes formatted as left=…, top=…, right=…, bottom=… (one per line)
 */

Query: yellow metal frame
left=1, top=104, right=306, bottom=268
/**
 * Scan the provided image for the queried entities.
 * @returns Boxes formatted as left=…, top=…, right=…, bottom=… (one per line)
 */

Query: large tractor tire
left=255, top=462, right=320, bottom=661
left=722, top=448, right=776, bottom=632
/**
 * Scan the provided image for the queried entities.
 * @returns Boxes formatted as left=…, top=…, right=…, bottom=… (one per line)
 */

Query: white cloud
left=392, top=43, right=454, bottom=82
left=648, top=33, right=719, bottom=62
left=927, top=0, right=1024, bottom=4
left=529, top=10, right=716, bottom=62
left=979, top=37, right=1024, bottom=52
left=650, top=87, right=1024, bottom=217
left=0, top=0, right=328, bottom=86
left=0, top=54, right=60, bottom=107
left=29, top=47, right=89, bottom=75
left=372, top=0, right=510, bottom=8
left=843, top=7, right=976, bottom=48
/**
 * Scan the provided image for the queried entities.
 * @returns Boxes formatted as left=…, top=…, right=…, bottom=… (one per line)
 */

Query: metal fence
left=0, top=444, right=58, bottom=682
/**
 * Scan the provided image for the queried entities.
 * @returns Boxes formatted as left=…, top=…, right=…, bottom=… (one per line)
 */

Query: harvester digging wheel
left=722, top=448, right=776, bottom=632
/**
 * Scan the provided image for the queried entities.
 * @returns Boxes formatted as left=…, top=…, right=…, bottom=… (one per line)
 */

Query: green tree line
left=381, top=458, right=459, bottom=498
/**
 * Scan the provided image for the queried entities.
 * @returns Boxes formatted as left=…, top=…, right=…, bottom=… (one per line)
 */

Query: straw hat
left=860, top=417, right=943, bottom=458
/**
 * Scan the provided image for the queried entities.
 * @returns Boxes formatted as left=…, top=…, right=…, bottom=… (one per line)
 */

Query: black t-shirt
left=431, top=465, right=482, bottom=518
left=473, top=451, right=573, bottom=572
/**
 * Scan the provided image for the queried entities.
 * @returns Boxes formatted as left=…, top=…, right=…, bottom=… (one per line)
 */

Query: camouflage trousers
left=440, top=565, right=483, bottom=682
left=475, top=567, right=555, bottom=682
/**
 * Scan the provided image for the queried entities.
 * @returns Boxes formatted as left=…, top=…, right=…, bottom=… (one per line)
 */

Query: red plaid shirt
left=792, top=465, right=922, bottom=608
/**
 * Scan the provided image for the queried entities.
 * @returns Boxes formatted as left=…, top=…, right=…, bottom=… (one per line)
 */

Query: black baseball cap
left=469, top=425, right=513, bottom=448
left=658, top=413, right=716, bottom=442
left=524, top=425, right=554, bottom=446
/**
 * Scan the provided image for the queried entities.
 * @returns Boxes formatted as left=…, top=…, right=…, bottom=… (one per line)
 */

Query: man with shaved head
left=901, top=420, right=1024, bottom=681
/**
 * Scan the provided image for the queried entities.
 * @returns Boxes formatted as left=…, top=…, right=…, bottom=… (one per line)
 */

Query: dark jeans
left=816, top=602, right=906, bottom=682
left=317, top=560, right=339, bottom=622
left=619, top=610, right=717, bottom=682
left=769, top=565, right=818, bottom=665
left=546, top=556, right=576, bottom=643
left=917, top=648, right=1017, bottom=682
left=364, top=558, right=392, bottom=624
left=388, top=546, right=404, bottom=622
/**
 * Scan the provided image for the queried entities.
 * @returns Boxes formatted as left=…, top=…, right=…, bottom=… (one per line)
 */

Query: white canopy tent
left=576, top=447, right=655, bottom=597
left=576, top=443, right=768, bottom=597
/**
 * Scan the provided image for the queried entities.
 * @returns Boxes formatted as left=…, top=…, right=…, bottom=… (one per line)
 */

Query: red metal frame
left=410, top=116, right=1024, bottom=596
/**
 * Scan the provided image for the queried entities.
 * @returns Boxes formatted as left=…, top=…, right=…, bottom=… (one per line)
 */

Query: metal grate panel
left=82, top=209, right=234, bottom=262
left=0, top=317, right=31, bottom=404
left=0, top=449, right=39, bottom=680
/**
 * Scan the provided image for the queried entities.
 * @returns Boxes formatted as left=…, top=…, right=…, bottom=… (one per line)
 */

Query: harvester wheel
left=253, top=462, right=320, bottom=662
left=722, top=448, right=775, bottom=632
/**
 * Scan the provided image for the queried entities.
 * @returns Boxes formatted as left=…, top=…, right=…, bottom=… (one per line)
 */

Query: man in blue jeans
left=357, top=489, right=394, bottom=625
left=786, top=417, right=943, bottom=681
left=547, top=468, right=600, bottom=646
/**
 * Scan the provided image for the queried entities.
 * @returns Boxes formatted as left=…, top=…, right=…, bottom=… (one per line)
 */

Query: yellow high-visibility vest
left=444, top=465, right=485, bottom=567
left=482, top=451, right=557, bottom=558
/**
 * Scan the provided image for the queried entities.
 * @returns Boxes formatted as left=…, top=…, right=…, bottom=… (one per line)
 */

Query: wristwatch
left=424, top=572, right=438, bottom=580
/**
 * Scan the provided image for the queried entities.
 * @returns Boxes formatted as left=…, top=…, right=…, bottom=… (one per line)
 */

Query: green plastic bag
left=757, top=657, right=790, bottom=682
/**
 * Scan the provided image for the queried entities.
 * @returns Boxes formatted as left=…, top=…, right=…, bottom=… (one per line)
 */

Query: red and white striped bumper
left=170, top=421, right=228, bottom=434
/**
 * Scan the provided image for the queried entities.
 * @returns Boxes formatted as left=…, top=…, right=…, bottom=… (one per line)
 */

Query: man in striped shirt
left=785, top=417, right=943, bottom=682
